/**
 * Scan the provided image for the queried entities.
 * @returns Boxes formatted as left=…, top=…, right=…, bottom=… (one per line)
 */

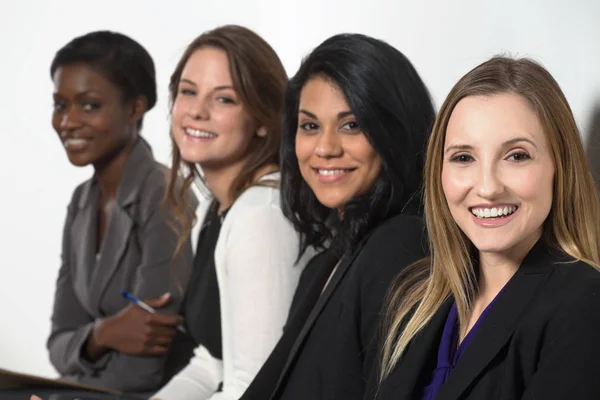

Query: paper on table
left=0, top=367, right=121, bottom=395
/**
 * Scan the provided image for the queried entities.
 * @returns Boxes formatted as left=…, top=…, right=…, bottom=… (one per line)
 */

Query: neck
left=202, top=160, right=278, bottom=215
left=94, top=138, right=136, bottom=200
left=477, top=232, right=541, bottom=301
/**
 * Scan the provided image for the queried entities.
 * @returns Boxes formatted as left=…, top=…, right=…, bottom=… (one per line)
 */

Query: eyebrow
left=52, top=90, right=103, bottom=98
left=444, top=136, right=538, bottom=154
left=180, top=79, right=234, bottom=92
left=298, top=109, right=354, bottom=119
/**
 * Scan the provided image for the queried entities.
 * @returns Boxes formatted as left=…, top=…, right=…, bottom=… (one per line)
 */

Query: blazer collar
left=377, top=299, right=453, bottom=400
left=435, top=240, right=558, bottom=400
left=271, top=230, right=375, bottom=399
left=76, top=137, right=156, bottom=210
left=382, top=240, right=560, bottom=400
left=73, top=138, right=157, bottom=314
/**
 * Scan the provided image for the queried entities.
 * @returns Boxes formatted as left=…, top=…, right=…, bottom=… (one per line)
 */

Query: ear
left=129, top=95, right=148, bottom=125
left=256, top=126, right=268, bottom=137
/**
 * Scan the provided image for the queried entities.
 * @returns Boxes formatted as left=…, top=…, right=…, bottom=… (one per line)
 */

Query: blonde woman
left=374, top=56, right=600, bottom=400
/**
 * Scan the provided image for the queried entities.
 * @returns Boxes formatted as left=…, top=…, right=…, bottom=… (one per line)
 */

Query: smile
left=312, top=167, right=356, bottom=183
left=470, top=205, right=518, bottom=219
left=63, top=137, right=92, bottom=149
left=316, top=168, right=352, bottom=176
left=185, top=128, right=217, bottom=138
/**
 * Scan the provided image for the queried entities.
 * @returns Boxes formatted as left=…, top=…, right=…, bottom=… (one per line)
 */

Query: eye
left=506, top=151, right=531, bottom=162
left=299, top=122, right=319, bottom=132
left=450, top=153, right=474, bottom=163
left=341, top=120, right=360, bottom=132
left=216, top=96, right=234, bottom=104
left=53, top=101, right=66, bottom=113
left=82, top=102, right=100, bottom=112
left=180, top=88, right=196, bottom=96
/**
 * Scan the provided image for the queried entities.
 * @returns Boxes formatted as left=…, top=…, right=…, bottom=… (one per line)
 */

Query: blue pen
left=121, top=290, right=187, bottom=333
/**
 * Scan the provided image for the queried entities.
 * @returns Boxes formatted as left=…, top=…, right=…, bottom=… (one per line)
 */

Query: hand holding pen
left=86, top=291, right=185, bottom=357
left=121, top=290, right=187, bottom=333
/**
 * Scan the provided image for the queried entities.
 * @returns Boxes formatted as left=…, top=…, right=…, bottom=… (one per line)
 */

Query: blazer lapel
left=88, top=138, right=155, bottom=313
left=70, top=180, right=99, bottom=316
left=377, top=299, right=452, bottom=400
left=271, top=239, right=371, bottom=399
left=435, top=241, right=555, bottom=400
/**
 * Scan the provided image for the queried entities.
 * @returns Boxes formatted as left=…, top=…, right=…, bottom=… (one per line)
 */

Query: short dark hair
left=281, top=33, right=435, bottom=257
left=50, top=30, right=157, bottom=130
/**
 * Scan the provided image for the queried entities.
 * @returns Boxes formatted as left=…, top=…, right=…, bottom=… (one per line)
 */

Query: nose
left=476, top=161, right=505, bottom=199
left=188, top=96, right=210, bottom=120
left=314, top=127, right=343, bottom=158
left=58, top=106, right=83, bottom=131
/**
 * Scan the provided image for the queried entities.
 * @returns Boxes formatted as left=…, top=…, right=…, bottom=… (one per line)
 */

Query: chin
left=65, top=155, right=92, bottom=167
left=471, top=238, right=518, bottom=255
left=179, top=150, right=206, bottom=164
left=313, top=194, right=348, bottom=210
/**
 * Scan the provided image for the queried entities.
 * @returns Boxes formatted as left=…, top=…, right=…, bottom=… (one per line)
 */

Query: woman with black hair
left=240, top=33, right=435, bottom=400
left=44, top=30, right=195, bottom=396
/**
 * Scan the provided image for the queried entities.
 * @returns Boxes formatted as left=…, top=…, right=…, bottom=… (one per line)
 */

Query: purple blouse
left=420, top=296, right=500, bottom=400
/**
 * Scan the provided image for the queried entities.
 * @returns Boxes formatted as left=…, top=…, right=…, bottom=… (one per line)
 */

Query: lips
left=470, top=205, right=518, bottom=219
left=311, top=167, right=356, bottom=183
left=62, top=136, right=92, bottom=150
left=184, top=127, right=217, bottom=139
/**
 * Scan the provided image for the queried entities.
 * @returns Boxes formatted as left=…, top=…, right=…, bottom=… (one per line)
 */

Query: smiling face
left=52, top=62, right=138, bottom=167
left=295, top=76, right=381, bottom=209
left=441, top=92, right=555, bottom=259
left=170, top=47, right=261, bottom=173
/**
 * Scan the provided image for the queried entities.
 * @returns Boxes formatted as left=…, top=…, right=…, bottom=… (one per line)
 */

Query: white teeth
left=471, top=206, right=517, bottom=219
left=63, top=138, right=88, bottom=148
left=185, top=128, right=217, bottom=138
left=318, top=169, right=347, bottom=176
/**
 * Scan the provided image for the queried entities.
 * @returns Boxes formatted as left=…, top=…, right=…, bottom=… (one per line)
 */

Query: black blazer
left=373, top=240, right=600, bottom=400
left=242, top=213, right=428, bottom=400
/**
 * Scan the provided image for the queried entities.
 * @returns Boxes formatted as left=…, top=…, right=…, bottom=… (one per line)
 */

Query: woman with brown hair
left=374, top=56, right=600, bottom=400
left=150, top=25, right=312, bottom=400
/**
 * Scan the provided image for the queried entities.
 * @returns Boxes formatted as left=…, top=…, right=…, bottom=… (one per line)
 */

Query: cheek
left=364, top=156, right=382, bottom=188
left=52, top=114, right=61, bottom=133
left=295, top=135, right=313, bottom=165
left=219, top=110, right=255, bottom=142
left=441, top=166, right=464, bottom=205
left=171, top=99, right=186, bottom=126
left=507, top=166, right=554, bottom=205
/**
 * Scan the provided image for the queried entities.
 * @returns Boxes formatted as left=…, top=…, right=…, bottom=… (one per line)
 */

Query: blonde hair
left=380, top=56, right=600, bottom=379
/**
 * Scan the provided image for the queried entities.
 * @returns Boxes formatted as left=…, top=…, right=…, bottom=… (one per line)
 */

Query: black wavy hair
left=50, top=30, right=157, bottom=130
left=281, top=33, right=435, bottom=257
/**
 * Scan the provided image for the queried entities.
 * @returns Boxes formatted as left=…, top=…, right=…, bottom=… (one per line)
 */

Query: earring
left=257, top=127, right=267, bottom=137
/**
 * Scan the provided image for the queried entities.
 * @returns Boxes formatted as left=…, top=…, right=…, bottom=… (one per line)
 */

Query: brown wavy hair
left=164, top=25, right=288, bottom=261
left=380, top=56, right=600, bottom=380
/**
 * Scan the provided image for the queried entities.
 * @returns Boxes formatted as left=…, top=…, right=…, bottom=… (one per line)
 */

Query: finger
left=31, top=396, right=43, bottom=400
left=144, top=293, right=172, bottom=308
left=143, top=344, right=170, bottom=356
left=147, top=312, right=184, bottom=327
left=147, top=333, right=176, bottom=347
left=146, top=324, right=178, bottom=339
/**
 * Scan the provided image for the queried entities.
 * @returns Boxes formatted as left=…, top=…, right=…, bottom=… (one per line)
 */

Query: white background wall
left=1, top=0, right=599, bottom=377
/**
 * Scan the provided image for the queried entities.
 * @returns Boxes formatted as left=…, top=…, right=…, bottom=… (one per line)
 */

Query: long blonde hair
left=380, top=56, right=600, bottom=379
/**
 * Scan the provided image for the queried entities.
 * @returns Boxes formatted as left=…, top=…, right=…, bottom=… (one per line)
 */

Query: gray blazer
left=47, top=138, right=195, bottom=395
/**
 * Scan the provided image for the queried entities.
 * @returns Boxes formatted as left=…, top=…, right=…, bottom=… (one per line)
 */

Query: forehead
left=53, top=63, right=120, bottom=95
left=298, top=76, right=349, bottom=115
left=181, top=47, right=232, bottom=84
left=445, top=93, right=548, bottom=149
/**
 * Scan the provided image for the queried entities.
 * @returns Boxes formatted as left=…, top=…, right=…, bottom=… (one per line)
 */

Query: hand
left=31, top=396, right=42, bottom=400
left=90, top=293, right=184, bottom=357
